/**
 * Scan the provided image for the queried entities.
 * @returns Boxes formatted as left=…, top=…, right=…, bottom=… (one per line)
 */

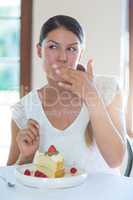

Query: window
left=126, top=0, right=133, bottom=137
left=0, top=0, right=32, bottom=166
left=20, top=0, right=32, bottom=96
left=0, top=1, right=20, bottom=91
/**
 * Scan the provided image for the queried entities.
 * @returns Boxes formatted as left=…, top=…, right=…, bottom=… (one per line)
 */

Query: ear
left=36, top=43, right=42, bottom=58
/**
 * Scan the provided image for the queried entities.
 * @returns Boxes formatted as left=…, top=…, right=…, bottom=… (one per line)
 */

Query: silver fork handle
left=0, top=175, right=15, bottom=187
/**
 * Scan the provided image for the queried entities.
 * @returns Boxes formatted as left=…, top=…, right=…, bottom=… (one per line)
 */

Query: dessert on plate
left=33, top=145, right=65, bottom=178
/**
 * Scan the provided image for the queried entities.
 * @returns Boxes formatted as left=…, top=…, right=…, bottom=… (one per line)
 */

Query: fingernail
left=58, top=82, right=63, bottom=86
left=52, top=64, right=58, bottom=69
left=36, top=124, right=40, bottom=129
left=56, top=69, right=60, bottom=74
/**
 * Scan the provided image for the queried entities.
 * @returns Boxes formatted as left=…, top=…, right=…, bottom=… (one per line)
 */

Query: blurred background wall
left=31, top=0, right=128, bottom=89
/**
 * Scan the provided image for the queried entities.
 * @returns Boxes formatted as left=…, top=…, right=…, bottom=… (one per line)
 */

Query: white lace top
left=11, top=76, right=126, bottom=174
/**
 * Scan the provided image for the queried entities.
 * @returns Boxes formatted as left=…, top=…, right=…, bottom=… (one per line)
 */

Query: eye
left=48, top=44, right=57, bottom=49
left=67, top=47, right=77, bottom=52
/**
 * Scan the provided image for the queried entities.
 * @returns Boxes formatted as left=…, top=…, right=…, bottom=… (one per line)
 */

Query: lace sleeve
left=11, top=101, right=28, bottom=129
left=95, top=75, right=121, bottom=106
left=96, top=75, right=127, bottom=138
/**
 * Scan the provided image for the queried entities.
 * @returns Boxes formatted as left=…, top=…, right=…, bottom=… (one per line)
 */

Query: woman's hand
left=16, top=119, right=40, bottom=163
left=54, top=60, right=99, bottom=104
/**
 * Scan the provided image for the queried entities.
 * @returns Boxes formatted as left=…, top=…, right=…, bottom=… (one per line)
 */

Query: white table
left=0, top=166, right=133, bottom=200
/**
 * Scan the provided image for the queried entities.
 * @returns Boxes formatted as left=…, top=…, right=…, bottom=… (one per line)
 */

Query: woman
left=7, top=15, right=126, bottom=174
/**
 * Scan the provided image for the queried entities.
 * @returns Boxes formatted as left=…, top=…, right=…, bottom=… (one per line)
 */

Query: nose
left=58, top=49, right=67, bottom=63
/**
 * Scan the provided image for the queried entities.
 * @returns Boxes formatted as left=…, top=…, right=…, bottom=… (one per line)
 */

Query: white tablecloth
left=0, top=166, right=133, bottom=200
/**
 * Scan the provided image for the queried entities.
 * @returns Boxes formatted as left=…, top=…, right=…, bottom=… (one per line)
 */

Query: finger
left=28, top=124, right=39, bottom=137
left=28, top=119, right=39, bottom=128
left=58, top=81, right=73, bottom=91
left=27, top=130, right=37, bottom=141
left=47, top=64, right=60, bottom=80
left=46, top=69, right=54, bottom=80
left=52, top=64, right=59, bottom=69
left=16, top=130, right=31, bottom=144
left=55, top=68, right=75, bottom=84
left=57, top=67, right=79, bottom=82
left=23, top=134, right=33, bottom=145
left=87, top=59, right=94, bottom=77
left=33, top=136, right=40, bottom=145
left=20, top=129, right=36, bottom=144
left=27, top=119, right=40, bottom=130
left=88, top=73, right=94, bottom=80
left=66, top=68, right=83, bottom=81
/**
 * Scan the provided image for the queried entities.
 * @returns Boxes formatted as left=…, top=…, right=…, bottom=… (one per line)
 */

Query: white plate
left=15, top=164, right=88, bottom=189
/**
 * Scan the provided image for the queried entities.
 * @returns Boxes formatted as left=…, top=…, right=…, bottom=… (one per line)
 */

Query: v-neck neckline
left=34, top=89, right=84, bottom=133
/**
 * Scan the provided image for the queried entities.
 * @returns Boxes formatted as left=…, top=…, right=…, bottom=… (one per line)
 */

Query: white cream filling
left=34, top=150, right=64, bottom=164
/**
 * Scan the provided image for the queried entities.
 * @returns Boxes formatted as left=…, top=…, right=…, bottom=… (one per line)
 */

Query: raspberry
left=48, top=145, right=57, bottom=153
left=34, top=170, right=48, bottom=178
left=24, top=169, right=31, bottom=176
left=70, top=167, right=77, bottom=174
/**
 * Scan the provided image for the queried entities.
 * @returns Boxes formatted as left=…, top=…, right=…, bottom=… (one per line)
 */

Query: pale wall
left=32, top=0, right=123, bottom=89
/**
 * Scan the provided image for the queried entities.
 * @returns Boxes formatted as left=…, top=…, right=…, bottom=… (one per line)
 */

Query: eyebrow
left=47, top=40, right=79, bottom=46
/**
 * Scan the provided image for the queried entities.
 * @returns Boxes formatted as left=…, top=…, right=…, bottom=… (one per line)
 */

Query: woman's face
left=37, top=27, right=83, bottom=81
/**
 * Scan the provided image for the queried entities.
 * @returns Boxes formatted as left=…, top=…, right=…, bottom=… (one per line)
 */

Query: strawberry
left=48, top=145, right=57, bottom=153
left=24, top=169, right=31, bottom=176
left=34, top=170, right=48, bottom=178
left=70, top=167, right=77, bottom=174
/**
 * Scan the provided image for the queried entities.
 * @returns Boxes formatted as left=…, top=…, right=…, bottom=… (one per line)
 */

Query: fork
left=0, top=175, right=40, bottom=189
left=0, top=175, right=15, bottom=188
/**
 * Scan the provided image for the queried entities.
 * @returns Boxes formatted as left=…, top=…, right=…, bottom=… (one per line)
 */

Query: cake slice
left=33, top=145, right=65, bottom=178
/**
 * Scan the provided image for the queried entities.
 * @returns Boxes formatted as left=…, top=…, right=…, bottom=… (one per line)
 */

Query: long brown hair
left=77, top=64, right=93, bottom=146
